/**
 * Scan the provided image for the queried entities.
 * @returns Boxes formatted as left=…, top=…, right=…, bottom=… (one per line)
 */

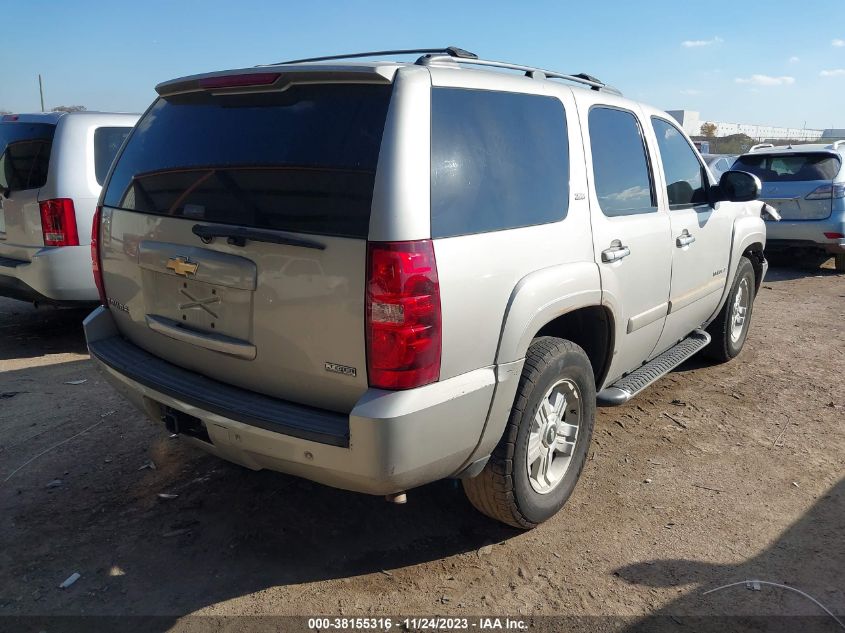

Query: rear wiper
left=192, top=224, right=326, bottom=250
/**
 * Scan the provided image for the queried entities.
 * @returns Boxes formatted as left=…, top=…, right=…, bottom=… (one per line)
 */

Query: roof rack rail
left=416, top=54, right=622, bottom=95
left=749, top=143, right=775, bottom=152
left=261, top=46, right=478, bottom=67
left=829, top=140, right=845, bottom=150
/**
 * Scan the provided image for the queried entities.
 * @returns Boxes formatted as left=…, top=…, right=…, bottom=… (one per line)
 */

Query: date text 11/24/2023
left=307, top=617, right=528, bottom=630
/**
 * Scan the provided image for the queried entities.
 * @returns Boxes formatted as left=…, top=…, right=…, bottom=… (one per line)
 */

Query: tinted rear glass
left=103, top=84, right=392, bottom=238
left=733, top=153, right=841, bottom=182
left=94, top=127, right=131, bottom=185
left=0, top=122, right=55, bottom=192
left=431, top=88, right=569, bottom=238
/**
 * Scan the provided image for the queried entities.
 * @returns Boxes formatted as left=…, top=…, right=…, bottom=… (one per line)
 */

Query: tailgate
left=760, top=181, right=832, bottom=220
left=99, top=79, right=393, bottom=413
left=0, top=121, right=55, bottom=260
left=101, top=208, right=368, bottom=412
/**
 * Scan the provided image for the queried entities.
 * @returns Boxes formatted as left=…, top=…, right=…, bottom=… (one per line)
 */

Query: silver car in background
left=732, top=142, right=845, bottom=270
left=702, top=153, right=736, bottom=181
left=0, top=111, right=139, bottom=304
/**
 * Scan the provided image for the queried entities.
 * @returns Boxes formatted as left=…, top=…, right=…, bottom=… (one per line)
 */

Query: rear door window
left=588, top=107, right=656, bottom=216
left=0, top=122, right=55, bottom=192
left=94, top=127, right=131, bottom=185
left=733, top=153, right=841, bottom=182
left=651, top=117, right=709, bottom=209
left=103, top=84, right=393, bottom=238
left=430, top=88, right=569, bottom=238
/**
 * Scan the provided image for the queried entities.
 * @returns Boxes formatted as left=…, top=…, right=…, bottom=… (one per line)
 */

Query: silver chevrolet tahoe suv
left=0, top=111, right=139, bottom=304
left=84, top=48, right=767, bottom=528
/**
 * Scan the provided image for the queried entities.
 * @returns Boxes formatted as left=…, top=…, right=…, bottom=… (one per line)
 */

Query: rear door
left=0, top=120, right=55, bottom=260
left=648, top=116, right=732, bottom=352
left=576, top=96, right=672, bottom=382
left=733, top=152, right=842, bottom=220
left=100, top=79, right=394, bottom=412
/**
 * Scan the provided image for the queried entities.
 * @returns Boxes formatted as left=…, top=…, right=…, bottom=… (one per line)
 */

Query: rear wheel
left=704, top=256, right=756, bottom=362
left=834, top=253, right=845, bottom=273
left=462, top=337, right=595, bottom=529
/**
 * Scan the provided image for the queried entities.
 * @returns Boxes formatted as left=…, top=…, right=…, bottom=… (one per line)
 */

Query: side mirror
left=714, top=170, right=761, bottom=203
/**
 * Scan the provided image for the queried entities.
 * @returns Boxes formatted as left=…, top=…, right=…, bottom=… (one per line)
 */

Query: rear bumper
left=0, top=245, right=98, bottom=303
left=764, top=214, right=845, bottom=253
left=84, top=306, right=498, bottom=495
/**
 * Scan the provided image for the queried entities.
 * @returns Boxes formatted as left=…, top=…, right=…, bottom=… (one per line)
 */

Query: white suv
left=0, top=111, right=139, bottom=304
left=84, top=48, right=766, bottom=527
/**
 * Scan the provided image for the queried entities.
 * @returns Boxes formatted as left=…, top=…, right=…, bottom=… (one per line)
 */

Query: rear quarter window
left=0, top=122, right=55, bottom=192
left=102, top=83, right=392, bottom=238
left=430, top=88, right=569, bottom=238
left=94, top=127, right=131, bottom=185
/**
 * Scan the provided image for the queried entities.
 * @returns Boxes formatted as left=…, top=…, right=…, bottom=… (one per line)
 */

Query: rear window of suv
left=430, top=88, right=569, bottom=238
left=0, top=122, right=55, bottom=192
left=733, top=153, right=841, bottom=182
left=102, top=83, right=392, bottom=238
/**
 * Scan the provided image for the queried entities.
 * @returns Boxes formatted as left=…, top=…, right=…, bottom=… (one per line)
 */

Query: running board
left=597, top=329, right=710, bottom=406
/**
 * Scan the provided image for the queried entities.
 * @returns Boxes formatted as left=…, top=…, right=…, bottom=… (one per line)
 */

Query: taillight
left=39, top=199, right=79, bottom=246
left=91, top=206, right=106, bottom=305
left=366, top=240, right=441, bottom=390
left=824, top=232, right=844, bottom=239
left=805, top=183, right=845, bottom=200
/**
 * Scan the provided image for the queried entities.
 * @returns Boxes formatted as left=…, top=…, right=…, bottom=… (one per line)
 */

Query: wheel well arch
left=534, top=305, right=615, bottom=389
left=743, top=242, right=765, bottom=293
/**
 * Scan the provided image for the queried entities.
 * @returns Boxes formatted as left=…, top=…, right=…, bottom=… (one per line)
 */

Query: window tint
left=732, top=153, right=841, bottom=182
left=651, top=118, right=708, bottom=208
left=588, top=107, right=655, bottom=216
left=0, top=123, right=55, bottom=192
left=94, top=127, right=131, bottom=185
left=103, top=84, right=392, bottom=238
left=430, top=88, right=569, bottom=238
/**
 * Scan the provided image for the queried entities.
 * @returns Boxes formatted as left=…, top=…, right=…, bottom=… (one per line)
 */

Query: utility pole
left=38, top=74, right=45, bottom=112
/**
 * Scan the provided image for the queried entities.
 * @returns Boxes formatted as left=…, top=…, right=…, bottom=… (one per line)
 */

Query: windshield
left=0, top=122, right=55, bottom=192
left=102, top=83, right=392, bottom=239
left=732, top=153, right=841, bottom=182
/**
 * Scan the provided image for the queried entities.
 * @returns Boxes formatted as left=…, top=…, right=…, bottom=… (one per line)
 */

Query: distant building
left=822, top=129, right=845, bottom=139
left=666, top=110, right=824, bottom=141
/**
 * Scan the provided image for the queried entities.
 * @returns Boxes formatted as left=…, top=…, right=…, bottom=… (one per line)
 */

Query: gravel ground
left=0, top=262, right=842, bottom=632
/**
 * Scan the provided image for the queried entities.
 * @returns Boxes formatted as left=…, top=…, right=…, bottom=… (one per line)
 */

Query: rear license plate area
left=162, top=406, right=212, bottom=444
left=761, top=199, right=799, bottom=216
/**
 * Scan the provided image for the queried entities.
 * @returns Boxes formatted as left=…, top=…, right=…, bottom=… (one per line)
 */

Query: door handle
left=601, top=240, right=631, bottom=263
left=676, top=231, right=696, bottom=247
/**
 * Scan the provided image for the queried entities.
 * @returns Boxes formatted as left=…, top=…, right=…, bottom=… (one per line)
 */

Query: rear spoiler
left=156, top=65, right=396, bottom=97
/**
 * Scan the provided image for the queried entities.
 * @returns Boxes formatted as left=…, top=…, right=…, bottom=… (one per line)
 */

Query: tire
left=462, top=337, right=595, bottom=529
left=834, top=253, right=845, bottom=273
left=704, top=256, right=756, bottom=362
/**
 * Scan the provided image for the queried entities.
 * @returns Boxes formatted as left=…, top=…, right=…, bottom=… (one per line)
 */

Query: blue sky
left=2, top=0, right=844, bottom=130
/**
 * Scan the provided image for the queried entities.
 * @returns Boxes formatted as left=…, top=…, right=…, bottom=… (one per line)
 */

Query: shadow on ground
left=764, top=257, right=842, bottom=282
left=0, top=299, right=91, bottom=361
left=0, top=390, right=520, bottom=631
left=616, top=477, right=845, bottom=632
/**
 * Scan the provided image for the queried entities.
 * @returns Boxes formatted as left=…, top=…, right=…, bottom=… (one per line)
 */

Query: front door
left=576, top=96, right=672, bottom=384
left=647, top=116, right=732, bottom=353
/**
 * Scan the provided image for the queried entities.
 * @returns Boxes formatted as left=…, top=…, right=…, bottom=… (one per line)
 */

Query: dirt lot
left=0, top=263, right=843, bottom=631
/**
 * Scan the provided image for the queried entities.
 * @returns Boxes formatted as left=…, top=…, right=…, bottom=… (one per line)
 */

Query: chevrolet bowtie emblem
left=166, top=256, right=199, bottom=277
